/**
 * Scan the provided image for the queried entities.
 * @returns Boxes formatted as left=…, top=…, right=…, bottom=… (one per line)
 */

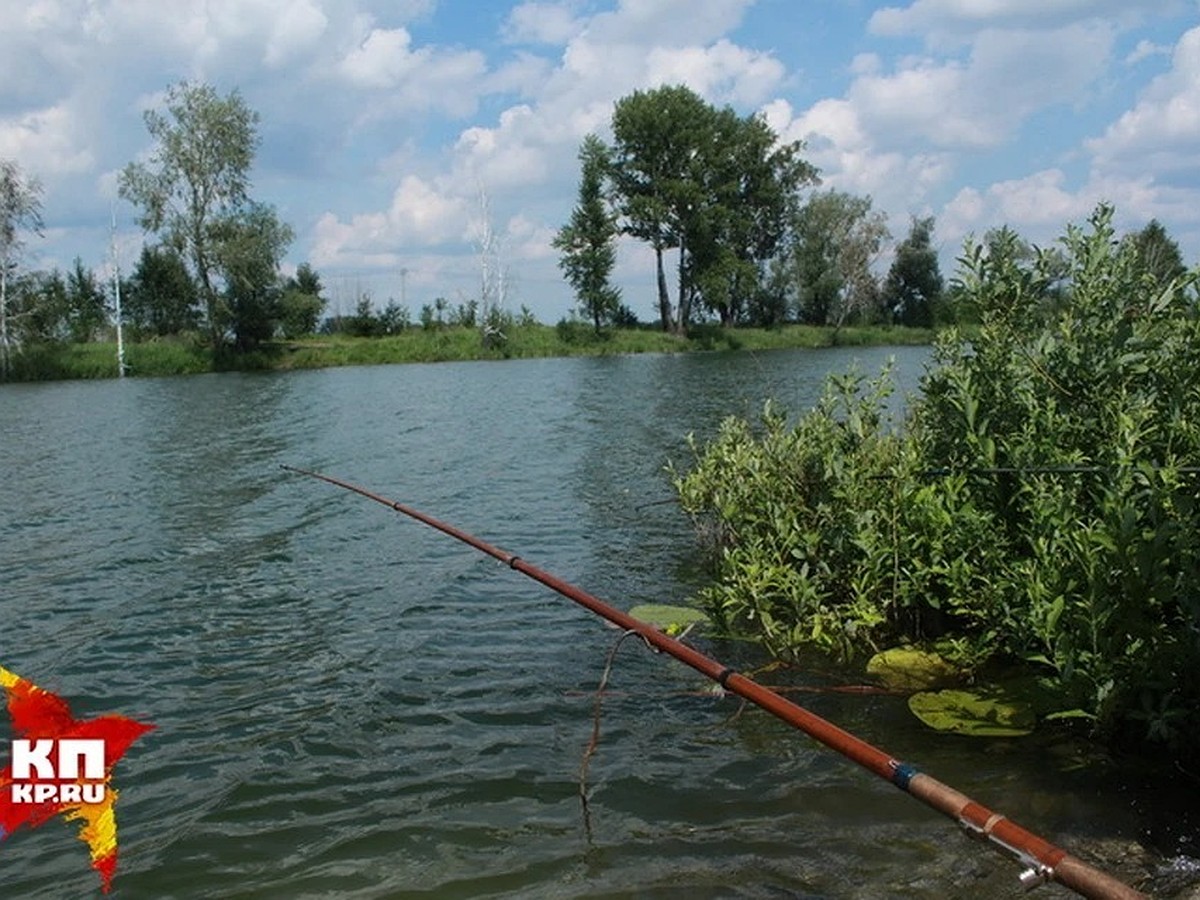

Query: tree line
left=1, top=80, right=1193, bottom=379
left=555, top=84, right=1191, bottom=335
left=0, top=82, right=330, bottom=376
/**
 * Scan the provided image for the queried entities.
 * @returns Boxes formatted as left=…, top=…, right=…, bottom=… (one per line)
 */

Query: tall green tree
left=212, top=202, right=293, bottom=350
left=884, top=216, right=942, bottom=327
left=607, top=85, right=814, bottom=333
left=773, top=190, right=889, bottom=326
left=64, top=258, right=109, bottom=343
left=0, top=159, right=44, bottom=377
left=689, top=106, right=818, bottom=326
left=279, top=262, right=326, bottom=339
left=554, top=134, right=621, bottom=332
left=125, top=244, right=199, bottom=336
left=119, top=81, right=261, bottom=349
left=608, top=85, right=708, bottom=333
left=11, top=269, right=67, bottom=344
left=1128, top=219, right=1187, bottom=287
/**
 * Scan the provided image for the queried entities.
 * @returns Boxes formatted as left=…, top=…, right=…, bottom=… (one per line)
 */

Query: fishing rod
left=282, top=464, right=1144, bottom=900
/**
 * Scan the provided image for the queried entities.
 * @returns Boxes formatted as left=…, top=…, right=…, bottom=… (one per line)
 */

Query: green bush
left=674, top=205, right=1200, bottom=756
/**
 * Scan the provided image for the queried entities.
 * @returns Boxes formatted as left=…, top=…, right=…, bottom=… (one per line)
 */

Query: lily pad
left=628, top=604, right=711, bottom=635
left=908, top=688, right=1036, bottom=737
left=866, top=647, right=961, bottom=690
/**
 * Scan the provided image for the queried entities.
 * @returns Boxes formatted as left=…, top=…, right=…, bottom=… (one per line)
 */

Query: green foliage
left=119, top=80, right=264, bottom=349
left=378, top=299, right=410, bottom=335
left=279, top=262, right=325, bottom=338
left=908, top=688, right=1035, bottom=737
left=279, top=290, right=324, bottom=339
left=62, top=258, right=109, bottom=343
left=772, top=190, right=890, bottom=327
left=9, top=270, right=66, bottom=344
left=452, top=299, right=478, bottom=328
left=884, top=216, right=943, bottom=327
left=212, top=202, right=293, bottom=350
left=1127, top=219, right=1187, bottom=289
left=606, top=84, right=817, bottom=333
left=555, top=134, right=621, bottom=332
left=628, top=604, right=711, bottom=635
left=675, top=204, right=1200, bottom=757
left=125, top=244, right=199, bottom=337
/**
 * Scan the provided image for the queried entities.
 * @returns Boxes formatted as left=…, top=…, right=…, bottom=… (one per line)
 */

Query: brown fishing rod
left=282, top=465, right=1144, bottom=900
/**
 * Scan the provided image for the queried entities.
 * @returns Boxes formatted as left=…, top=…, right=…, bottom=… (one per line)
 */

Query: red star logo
left=0, top=665, right=154, bottom=893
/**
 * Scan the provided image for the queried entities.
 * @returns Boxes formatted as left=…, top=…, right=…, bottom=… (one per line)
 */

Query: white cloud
left=587, top=0, right=754, bottom=48
left=1125, top=38, right=1172, bottom=66
left=504, top=1, right=581, bottom=45
left=311, top=175, right=469, bottom=268
left=263, top=0, right=329, bottom=67
left=870, top=0, right=1175, bottom=38
left=1087, top=25, right=1200, bottom=177
left=847, top=23, right=1114, bottom=150
left=0, top=102, right=94, bottom=175
left=336, top=26, right=488, bottom=116
left=645, top=39, right=786, bottom=107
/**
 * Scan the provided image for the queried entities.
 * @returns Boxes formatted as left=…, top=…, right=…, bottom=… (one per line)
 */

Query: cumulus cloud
left=0, top=102, right=94, bottom=175
left=336, top=26, right=488, bottom=116
left=311, top=175, right=469, bottom=268
left=870, top=0, right=1175, bottom=39
left=504, top=1, right=582, bottom=45
left=846, top=23, right=1114, bottom=150
left=586, top=0, right=754, bottom=48
left=1087, top=25, right=1200, bottom=177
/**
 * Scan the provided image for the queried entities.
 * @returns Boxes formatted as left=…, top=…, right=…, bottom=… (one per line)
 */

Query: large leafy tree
left=607, top=85, right=707, bottom=333
left=125, top=244, right=200, bottom=337
left=554, top=134, right=621, bottom=332
left=689, top=106, right=818, bottom=326
left=0, top=159, right=44, bottom=377
left=772, top=190, right=889, bottom=327
left=212, top=202, right=294, bottom=351
left=884, top=216, right=943, bottom=327
left=1128, top=219, right=1187, bottom=287
left=607, top=85, right=814, bottom=333
left=279, top=262, right=326, bottom=339
left=11, top=270, right=67, bottom=345
left=119, top=81, right=261, bottom=349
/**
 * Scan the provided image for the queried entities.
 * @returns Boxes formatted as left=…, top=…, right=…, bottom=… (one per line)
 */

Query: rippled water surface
left=1, top=347, right=1192, bottom=899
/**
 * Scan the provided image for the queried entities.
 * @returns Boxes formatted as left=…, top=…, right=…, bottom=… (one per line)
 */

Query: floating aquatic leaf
left=628, top=604, right=711, bottom=635
left=908, top=689, right=1035, bottom=737
left=866, top=647, right=961, bottom=690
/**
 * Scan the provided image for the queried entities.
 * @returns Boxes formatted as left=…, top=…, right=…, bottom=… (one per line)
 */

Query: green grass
left=2, top=323, right=935, bottom=382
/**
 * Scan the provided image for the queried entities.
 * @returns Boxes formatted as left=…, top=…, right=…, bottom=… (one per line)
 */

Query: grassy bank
left=4, top=323, right=934, bottom=382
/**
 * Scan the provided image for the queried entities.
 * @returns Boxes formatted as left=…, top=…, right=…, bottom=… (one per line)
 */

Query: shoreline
left=2, top=323, right=935, bottom=383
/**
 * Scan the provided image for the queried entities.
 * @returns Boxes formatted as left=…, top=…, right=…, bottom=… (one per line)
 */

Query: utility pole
left=400, top=267, right=408, bottom=309
left=110, top=206, right=126, bottom=378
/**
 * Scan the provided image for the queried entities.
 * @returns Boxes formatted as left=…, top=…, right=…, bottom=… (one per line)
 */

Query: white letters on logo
left=8, top=739, right=107, bottom=804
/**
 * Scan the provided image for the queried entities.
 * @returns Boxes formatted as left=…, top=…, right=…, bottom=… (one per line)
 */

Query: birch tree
left=0, top=159, right=44, bottom=378
left=119, top=81, right=260, bottom=349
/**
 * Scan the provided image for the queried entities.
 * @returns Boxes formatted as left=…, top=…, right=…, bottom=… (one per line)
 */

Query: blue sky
left=2, top=0, right=1198, bottom=322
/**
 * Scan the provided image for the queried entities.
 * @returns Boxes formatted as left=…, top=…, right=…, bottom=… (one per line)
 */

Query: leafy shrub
left=674, top=205, right=1200, bottom=756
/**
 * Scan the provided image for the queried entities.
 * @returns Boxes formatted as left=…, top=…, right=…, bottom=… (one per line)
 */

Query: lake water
left=1, top=346, right=1194, bottom=898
